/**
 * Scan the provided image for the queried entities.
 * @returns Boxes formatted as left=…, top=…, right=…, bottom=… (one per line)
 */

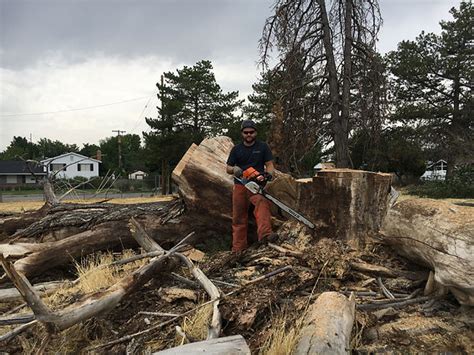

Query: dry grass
left=177, top=303, right=213, bottom=344
left=259, top=309, right=306, bottom=355
left=43, top=249, right=147, bottom=309
left=0, top=195, right=176, bottom=213
left=74, top=252, right=117, bottom=294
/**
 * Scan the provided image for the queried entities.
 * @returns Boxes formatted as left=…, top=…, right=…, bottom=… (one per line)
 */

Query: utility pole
left=112, top=130, right=126, bottom=175
left=159, top=74, right=168, bottom=195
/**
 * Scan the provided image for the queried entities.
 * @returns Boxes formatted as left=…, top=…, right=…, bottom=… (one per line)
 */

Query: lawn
left=0, top=195, right=176, bottom=213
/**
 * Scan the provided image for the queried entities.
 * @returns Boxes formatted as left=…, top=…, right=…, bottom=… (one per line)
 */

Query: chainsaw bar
left=236, top=178, right=315, bottom=229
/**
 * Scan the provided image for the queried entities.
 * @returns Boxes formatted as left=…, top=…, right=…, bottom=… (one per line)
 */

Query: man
left=226, top=119, right=276, bottom=252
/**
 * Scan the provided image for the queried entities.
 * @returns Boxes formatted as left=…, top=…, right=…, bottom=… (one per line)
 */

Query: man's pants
left=232, top=184, right=272, bottom=252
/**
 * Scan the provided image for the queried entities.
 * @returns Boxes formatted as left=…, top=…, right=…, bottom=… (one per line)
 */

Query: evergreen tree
left=387, top=2, right=473, bottom=178
left=144, top=60, right=243, bottom=177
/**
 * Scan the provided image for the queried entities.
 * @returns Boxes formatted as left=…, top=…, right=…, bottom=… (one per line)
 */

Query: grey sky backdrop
left=0, top=0, right=461, bottom=151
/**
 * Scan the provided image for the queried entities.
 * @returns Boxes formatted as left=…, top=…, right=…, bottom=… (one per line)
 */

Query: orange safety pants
left=232, top=184, right=272, bottom=252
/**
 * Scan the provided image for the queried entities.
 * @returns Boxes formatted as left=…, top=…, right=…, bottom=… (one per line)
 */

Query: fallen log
left=154, top=335, right=251, bottom=354
left=380, top=198, right=474, bottom=305
left=295, top=292, right=355, bottom=354
left=0, top=280, right=65, bottom=302
left=130, top=218, right=221, bottom=339
left=0, top=225, right=192, bottom=332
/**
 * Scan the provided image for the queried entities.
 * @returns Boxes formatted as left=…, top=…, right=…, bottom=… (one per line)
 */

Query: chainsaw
left=235, top=167, right=315, bottom=229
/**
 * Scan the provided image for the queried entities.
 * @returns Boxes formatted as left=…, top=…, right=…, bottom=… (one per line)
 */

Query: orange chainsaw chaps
left=232, top=184, right=272, bottom=252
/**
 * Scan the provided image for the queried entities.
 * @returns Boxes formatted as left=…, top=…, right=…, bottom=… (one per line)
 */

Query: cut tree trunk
left=172, top=136, right=235, bottom=220
left=173, top=137, right=393, bottom=248
left=295, top=291, right=355, bottom=354
left=380, top=199, right=474, bottom=306
left=265, top=169, right=392, bottom=247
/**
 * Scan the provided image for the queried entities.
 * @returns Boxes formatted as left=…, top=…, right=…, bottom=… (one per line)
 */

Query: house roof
left=0, top=160, right=47, bottom=175
left=426, top=159, right=447, bottom=169
left=41, top=152, right=101, bottom=164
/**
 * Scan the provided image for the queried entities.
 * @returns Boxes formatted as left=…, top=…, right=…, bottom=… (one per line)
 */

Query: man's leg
left=249, top=193, right=272, bottom=240
left=232, top=185, right=250, bottom=252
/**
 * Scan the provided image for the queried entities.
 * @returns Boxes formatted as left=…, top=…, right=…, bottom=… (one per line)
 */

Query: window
left=50, top=163, right=66, bottom=172
left=78, top=164, right=94, bottom=172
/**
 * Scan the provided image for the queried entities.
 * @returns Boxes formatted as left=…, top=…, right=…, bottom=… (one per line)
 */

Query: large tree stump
left=381, top=198, right=474, bottom=305
left=266, top=169, right=392, bottom=247
left=173, top=137, right=393, bottom=249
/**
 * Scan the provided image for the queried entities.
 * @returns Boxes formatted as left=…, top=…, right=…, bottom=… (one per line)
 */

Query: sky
left=0, top=0, right=461, bottom=151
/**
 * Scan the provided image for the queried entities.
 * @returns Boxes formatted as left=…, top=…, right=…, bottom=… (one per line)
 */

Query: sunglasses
left=242, top=130, right=256, bottom=135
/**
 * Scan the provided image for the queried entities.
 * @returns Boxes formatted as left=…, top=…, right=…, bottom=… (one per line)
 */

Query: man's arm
left=265, top=161, right=275, bottom=175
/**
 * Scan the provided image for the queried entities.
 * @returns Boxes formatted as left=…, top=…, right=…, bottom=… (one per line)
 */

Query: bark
left=154, top=335, right=251, bottom=355
left=380, top=198, right=474, bottom=305
left=266, top=168, right=392, bottom=247
left=172, top=136, right=235, bottom=220
left=295, top=292, right=356, bottom=354
left=0, top=281, right=65, bottom=303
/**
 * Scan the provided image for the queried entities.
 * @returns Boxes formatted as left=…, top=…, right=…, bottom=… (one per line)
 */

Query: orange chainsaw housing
left=242, top=167, right=261, bottom=180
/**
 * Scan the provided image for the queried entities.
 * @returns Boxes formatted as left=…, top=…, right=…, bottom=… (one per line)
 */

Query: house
left=420, top=160, right=447, bottom=181
left=0, top=160, right=47, bottom=187
left=41, top=152, right=101, bottom=179
left=128, top=170, right=147, bottom=180
left=313, top=162, right=335, bottom=172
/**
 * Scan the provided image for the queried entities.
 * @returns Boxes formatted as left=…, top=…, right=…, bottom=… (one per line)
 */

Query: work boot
left=261, top=233, right=279, bottom=244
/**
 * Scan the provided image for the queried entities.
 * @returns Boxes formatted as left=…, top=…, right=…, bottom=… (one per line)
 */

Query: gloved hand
left=263, top=172, right=274, bottom=181
left=233, top=166, right=243, bottom=178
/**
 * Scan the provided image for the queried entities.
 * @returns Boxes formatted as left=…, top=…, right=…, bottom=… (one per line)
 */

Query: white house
left=128, top=170, right=147, bottom=180
left=420, top=160, right=447, bottom=181
left=41, top=152, right=101, bottom=179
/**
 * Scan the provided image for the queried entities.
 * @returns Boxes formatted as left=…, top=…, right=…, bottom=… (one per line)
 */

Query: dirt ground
left=0, top=196, right=472, bottom=353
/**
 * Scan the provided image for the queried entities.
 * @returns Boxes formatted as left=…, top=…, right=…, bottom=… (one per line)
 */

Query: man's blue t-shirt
left=227, top=141, right=273, bottom=184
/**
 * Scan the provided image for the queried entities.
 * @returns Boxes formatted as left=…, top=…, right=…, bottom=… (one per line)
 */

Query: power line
left=129, top=94, right=156, bottom=134
left=0, top=96, right=150, bottom=117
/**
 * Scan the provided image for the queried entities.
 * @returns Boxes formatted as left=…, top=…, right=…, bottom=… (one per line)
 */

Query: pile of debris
left=0, top=136, right=472, bottom=353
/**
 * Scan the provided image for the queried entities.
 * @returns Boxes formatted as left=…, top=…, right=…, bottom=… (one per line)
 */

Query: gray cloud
left=0, top=0, right=273, bottom=69
left=0, top=0, right=463, bottom=150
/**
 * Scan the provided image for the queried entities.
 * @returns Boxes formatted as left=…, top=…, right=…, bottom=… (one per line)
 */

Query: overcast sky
left=0, top=0, right=461, bottom=151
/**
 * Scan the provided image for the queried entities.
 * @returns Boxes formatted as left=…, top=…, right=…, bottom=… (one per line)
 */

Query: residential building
left=128, top=170, right=147, bottom=180
left=420, top=160, right=447, bottom=181
left=0, top=160, right=47, bottom=187
left=41, top=152, right=101, bottom=179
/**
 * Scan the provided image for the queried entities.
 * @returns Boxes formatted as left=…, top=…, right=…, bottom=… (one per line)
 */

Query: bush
left=407, top=165, right=474, bottom=198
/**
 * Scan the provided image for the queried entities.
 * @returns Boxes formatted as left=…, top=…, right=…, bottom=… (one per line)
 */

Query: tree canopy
left=144, top=60, right=244, bottom=174
left=386, top=1, right=473, bottom=176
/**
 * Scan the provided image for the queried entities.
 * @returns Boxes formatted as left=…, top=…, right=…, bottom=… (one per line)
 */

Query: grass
left=178, top=303, right=213, bottom=345
left=11, top=249, right=150, bottom=352
left=0, top=195, right=176, bottom=213
left=259, top=309, right=306, bottom=355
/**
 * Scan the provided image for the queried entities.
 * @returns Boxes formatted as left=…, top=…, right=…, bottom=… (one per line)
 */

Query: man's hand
left=233, top=166, right=243, bottom=178
left=263, top=172, right=273, bottom=181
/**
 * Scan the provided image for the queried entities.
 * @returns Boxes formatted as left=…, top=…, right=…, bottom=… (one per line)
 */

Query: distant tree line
left=1, top=2, right=471, bottom=189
